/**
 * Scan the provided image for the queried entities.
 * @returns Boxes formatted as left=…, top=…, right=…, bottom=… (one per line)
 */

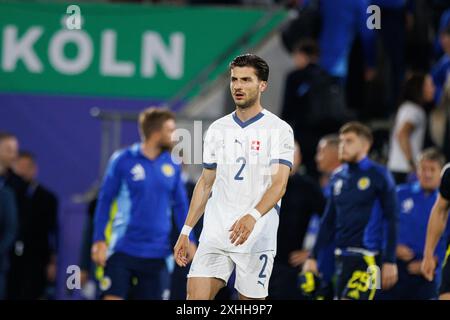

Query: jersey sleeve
left=311, top=189, right=337, bottom=259
left=377, top=169, right=399, bottom=263
left=440, top=165, right=450, bottom=200
left=202, top=125, right=218, bottom=170
left=93, top=151, right=123, bottom=242
left=269, top=122, right=294, bottom=169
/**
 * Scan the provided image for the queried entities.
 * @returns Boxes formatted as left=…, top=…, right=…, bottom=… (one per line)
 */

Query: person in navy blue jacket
left=303, top=122, right=399, bottom=300
left=91, top=107, right=196, bottom=300
left=380, top=148, right=449, bottom=300
left=422, top=161, right=450, bottom=300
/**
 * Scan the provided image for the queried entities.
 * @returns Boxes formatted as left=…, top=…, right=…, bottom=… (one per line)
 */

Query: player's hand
left=91, top=241, right=108, bottom=267
left=381, top=263, right=398, bottom=290
left=406, top=260, right=422, bottom=275
left=289, top=250, right=310, bottom=268
left=302, top=258, right=319, bottom=275
left=229, top=214, right=256, bottom=246
left=174, top=235, right=190, bottom=267
left=421, top=255, right=437, bottom=281
left=396, top=244, right=415, bottom=262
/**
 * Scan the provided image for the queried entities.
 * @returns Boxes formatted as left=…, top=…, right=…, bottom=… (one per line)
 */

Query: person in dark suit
left=8, top=151, right=58, bottom=300
left=0, top=183, right=17, bottom=299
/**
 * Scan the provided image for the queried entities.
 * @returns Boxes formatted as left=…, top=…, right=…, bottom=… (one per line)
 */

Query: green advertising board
left=0, top=1, right=286, bottom=99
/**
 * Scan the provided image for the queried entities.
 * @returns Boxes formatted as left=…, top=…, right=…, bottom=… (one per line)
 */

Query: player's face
left=417, top=159, right=442, bottom=191
left=422, top=75, right=435, bottom=103
left=14, top=157, right=37, bottom=182
left=230, top=66, right=266, bottom=109
left=159, top=119, right=176, bottom=150
left=315, top=140, right=338, bottom=173
left=0, top=137, right=19, bottom=169
left=338, top=133, right=367, bottom=163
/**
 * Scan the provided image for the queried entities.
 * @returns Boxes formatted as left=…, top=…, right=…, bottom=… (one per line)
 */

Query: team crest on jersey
left=131, top=164, right=145, bottom=181
left=334, top=179, right=343, bottom=195
left=357, top=177, right=371, bottom=190
left=161, top=164, right=175, bottom=177
left=251, top=140, right=261, bottom=151
left=100, top=276, right=112, bottom=291
left=401, top=198, right=414, bottom=213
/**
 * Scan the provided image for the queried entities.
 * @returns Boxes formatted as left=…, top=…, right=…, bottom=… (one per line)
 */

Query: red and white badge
left=251, top=140, right=260, bottom=151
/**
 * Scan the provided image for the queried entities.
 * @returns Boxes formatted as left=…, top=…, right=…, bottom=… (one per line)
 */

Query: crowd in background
left=2, top=0, right=450, bottom=299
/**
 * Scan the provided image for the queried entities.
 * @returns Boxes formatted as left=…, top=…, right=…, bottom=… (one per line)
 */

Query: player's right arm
left=91, top=152, right=123, bottom=267
left=422, top=166, right=450, bottom=281
left=422, top=194, right=450, bottom=281
left=174, top=167, right=216, bottom=267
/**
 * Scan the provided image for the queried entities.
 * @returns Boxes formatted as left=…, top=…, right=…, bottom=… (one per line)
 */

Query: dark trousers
left=269, top=262, right=306, bottom=300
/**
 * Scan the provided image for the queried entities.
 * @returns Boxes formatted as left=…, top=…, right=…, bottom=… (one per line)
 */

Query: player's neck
left=140, top=141, right=162, bottom=160
left=327, top=163, right=341, bottom=175
left=350, top=153, right=368, bottom=164
left=356, top=153, right=368, bottom=162
left=235, top=104, right=263, bottom=122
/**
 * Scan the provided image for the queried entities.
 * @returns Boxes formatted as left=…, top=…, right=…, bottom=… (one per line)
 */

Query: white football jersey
left=199, top=109, right=294, bottom=253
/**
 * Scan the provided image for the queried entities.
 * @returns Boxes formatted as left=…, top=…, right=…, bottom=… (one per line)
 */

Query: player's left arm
left=229, top=163, right=291, bottom=246
left=378, top=169, right=400, bottom=289
left=230, top=123, right=294, bottom=246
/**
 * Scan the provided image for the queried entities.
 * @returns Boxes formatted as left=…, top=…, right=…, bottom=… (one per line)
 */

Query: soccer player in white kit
left=173, top=54, right=294, bottom=300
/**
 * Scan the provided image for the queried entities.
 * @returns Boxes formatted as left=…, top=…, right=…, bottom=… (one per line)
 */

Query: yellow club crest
left=357, top=177, right=371, bottom=190
left=100, top=276, right=112, bottom=291
left=161, top=163, right=175, bottom=177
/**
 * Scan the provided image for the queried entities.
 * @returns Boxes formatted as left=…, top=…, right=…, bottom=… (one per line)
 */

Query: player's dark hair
left=339, top=122, right=373, bottom=145
left=229, top=54, right=269, bottom=81
left=400, top=72, right=428, bottom=106
left=18, top=151, right=36, bottom=162
left=138, top=107, right=175, bottom=141
left=0, top=132, right=16, bottom=144
left=418, top=147, right=446, bottom=167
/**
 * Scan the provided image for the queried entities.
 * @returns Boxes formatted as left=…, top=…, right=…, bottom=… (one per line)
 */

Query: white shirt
left=200, top=109, right=294, bottom=253
left=388, top=101, right=426, bottom=173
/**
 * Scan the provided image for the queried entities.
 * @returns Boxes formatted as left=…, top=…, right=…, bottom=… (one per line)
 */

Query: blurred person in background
left=8, top=152, right=58, bottom=300
left=432, top=24, right=450, bottom=103
left=0, top=133, right=33, bottom=300
left=0, top=180, right=17, bottom=299
left=91, top=107, right=196, bottom=300
left=303, top=134, right=342, bottom=300
left=281, top=39, right=350, bottom=178
left=388, top=73, right=436, bottom=184
left=269, top=141, right=325, bottom=299
left=318, top=0, right=376, bottom=83
left=371, top=0, right=411, bottom=115
left=380, top=148, right=449, bottom=300
left=304, top=122, right=399, bottom=300
left=316, top=134, right=342, bottom=188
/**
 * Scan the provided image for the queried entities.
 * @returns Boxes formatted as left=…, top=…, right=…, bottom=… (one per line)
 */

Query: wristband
left=248, top=208, right=262, bottom=221
left=181, top=225, right=192, bottom=236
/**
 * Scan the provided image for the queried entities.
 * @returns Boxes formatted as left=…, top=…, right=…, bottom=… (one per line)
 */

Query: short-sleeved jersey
left=200, top=109, right=294, bottom=253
